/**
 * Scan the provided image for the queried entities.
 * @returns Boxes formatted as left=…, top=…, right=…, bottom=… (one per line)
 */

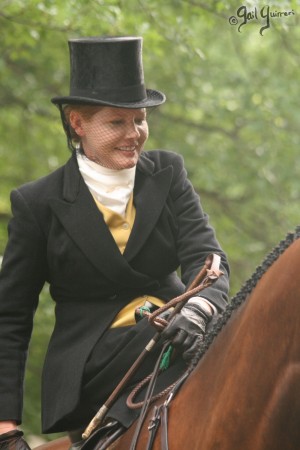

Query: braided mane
left=189, top=225, right=300, bottom=371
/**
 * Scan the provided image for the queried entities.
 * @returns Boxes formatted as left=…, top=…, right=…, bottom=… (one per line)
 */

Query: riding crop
left=82, top=253, right=223, bottom=439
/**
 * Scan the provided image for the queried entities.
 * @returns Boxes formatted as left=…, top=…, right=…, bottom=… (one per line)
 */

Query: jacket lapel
left=49, top=155, right=148, bottom=287
left=49, top=153, right=173, bottom=286
left=124, top=153, right=173, bottom=260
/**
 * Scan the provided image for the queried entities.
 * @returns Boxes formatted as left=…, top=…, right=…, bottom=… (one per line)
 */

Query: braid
left=188, top=226, right=300, bottom=372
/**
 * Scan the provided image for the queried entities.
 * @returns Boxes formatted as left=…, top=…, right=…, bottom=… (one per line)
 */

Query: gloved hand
left=0, top=431, right=31, bottom=450
left=161, top=298, right=213, bottom=362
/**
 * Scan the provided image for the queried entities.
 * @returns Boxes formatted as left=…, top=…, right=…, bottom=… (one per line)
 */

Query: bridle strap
left=129, top=341, right=169, bottom=450
left=160, top=403, right=169, bottom=450
left=144, top=371, right=189, bottom=450
left=146, top=405, right=162, bottom=450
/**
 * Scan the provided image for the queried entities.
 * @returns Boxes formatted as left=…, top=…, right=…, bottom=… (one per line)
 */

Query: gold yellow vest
left=94, top=194, right=165, bottom=327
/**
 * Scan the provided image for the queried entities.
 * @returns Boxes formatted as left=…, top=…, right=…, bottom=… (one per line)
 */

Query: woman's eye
left=135, top=118, right=145, bottom=125
left=109, top=117, right=146, bottom=126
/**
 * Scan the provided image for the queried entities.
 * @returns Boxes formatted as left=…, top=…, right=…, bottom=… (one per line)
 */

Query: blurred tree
left=0, top=0, right=299, bottom=439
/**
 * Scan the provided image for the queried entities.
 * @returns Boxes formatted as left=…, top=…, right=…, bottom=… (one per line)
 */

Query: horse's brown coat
left=117, top=237, right=300, bottom=449
left=34, top=237, right=300, bottom=450
left=35, top=437, right=70, bottom=450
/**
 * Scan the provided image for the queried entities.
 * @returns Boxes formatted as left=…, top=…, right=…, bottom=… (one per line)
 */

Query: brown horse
left=36, top=227, right=300, bottom=450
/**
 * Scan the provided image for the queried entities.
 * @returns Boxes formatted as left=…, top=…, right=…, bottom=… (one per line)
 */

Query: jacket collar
left=50, top=151, right=172, bottom=286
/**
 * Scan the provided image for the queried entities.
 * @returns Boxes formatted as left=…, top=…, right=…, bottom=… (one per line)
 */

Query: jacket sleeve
left=167, top=152, right=229, bottom=312
left=0, top=189, right=47, bottom=422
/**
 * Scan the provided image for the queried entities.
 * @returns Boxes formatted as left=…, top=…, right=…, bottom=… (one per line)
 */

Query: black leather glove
left=0, top=431, right=31, bottom=450
left=161, top=299, right=212, bottom=362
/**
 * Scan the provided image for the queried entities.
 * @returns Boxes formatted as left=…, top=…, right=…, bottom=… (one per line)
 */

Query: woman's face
left=70, top=106, right=149, bottom=170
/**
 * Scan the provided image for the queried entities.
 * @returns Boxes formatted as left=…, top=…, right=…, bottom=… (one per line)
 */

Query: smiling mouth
left=115, top=146, right=137, bottom=152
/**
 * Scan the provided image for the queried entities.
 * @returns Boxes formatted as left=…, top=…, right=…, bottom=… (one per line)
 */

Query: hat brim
left=51, top=89, right=166, bottom=108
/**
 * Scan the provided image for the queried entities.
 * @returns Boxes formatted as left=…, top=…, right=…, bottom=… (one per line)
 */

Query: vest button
left=122, top=222, right=130, bottom=230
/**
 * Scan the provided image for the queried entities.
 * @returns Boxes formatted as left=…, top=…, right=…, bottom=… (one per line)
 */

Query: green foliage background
left=0, top=0, right=299, bottom=440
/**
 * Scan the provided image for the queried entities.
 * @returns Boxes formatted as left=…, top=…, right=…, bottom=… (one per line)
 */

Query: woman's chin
left=113, top=153, right=139, bottom=169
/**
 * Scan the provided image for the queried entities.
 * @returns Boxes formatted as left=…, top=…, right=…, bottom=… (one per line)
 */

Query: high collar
left=62, top=151, right=155, bottom=203
left=76, top=152, right=136, bottom=216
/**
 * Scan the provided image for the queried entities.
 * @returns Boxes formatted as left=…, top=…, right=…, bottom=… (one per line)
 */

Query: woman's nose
left=125, top=122, right=140, bottom=139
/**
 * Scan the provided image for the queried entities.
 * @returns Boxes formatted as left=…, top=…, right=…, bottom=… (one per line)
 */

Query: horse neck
left=168, top=237, right=300, bottom=450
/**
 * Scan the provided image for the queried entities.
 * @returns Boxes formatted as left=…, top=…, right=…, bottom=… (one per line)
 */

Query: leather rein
left=144, top=370, right=189, bottom=450
left=81, top=255, right=223, bottom=450
left=128, top=254, right=223, bottom=450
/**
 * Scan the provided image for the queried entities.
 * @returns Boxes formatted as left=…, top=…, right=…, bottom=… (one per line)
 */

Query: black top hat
left=51, top=36, right=166, bottom=108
